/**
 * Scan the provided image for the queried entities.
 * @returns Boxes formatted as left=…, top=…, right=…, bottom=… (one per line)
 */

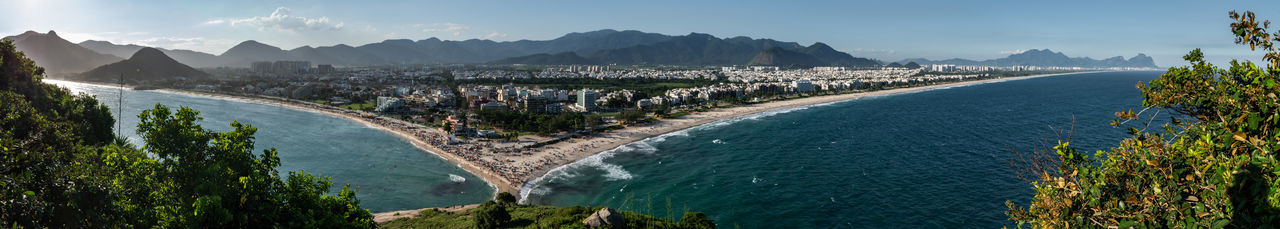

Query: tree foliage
left=1, top=38, right=119, bottom=228
left=473, top=109, right=587, bottom=135
left=473, top=201, right=510, bottom=229
left=0, top=39, right=373, bottom=228
left=1007, top=11, right=1280, bottom=227
left=495, top=192, right=518, bottom=205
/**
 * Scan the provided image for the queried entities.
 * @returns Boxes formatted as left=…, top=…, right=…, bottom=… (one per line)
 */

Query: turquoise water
left=523, top=71, right=1162, bottom=228
left=47, top=80, right=493, bottom=212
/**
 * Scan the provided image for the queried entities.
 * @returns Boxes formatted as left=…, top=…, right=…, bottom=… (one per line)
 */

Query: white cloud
left=130, top=37, right=236, bottom=53
left=217, top=7, right=344, bottom=32
left=849, top=48, right=896, bottom=55
left=420, top=23, right=469, bottom=36
left=1000, top=49, right=1026, bottom=55
left=482, top=31, right=508, bottom=40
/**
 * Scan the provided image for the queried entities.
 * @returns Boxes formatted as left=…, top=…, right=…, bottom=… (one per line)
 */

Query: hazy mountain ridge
left=63, top=29, right=877, bottom=68
left=498, top=33, right=882, bottom=67
left=490, top=52, right=601, bottom=65
left=898, top=49, right=1157, bottom=68
left=3, top=31, right=122, bottom=76
left=79, top=40, right=224, bottom=68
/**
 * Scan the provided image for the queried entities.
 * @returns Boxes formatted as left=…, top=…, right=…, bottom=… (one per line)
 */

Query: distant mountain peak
left=685, top=32, right=717, bottom=40
left=130, top=47, right=168, bottom=60
left=4, top=30, right=122, bottom=75
left=79, top=40, right=115, bottom=46
left=76, top=46, right=209, bottom=83
left=575, top=29, right=619, bottom=35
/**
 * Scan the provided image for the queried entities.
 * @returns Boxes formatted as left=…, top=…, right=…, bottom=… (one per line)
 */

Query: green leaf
left=23, top=191, right=34, bottom=196
left=1212, top=219, right=1230, bottom=229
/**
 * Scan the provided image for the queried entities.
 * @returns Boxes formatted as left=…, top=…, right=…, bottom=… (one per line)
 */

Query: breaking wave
left=449, top=174, right=466, bottom=183
left=519, top=142, right=637, bottom=203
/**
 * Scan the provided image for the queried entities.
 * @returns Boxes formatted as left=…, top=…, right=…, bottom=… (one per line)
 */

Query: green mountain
left=72, top=47, right=210, bottom=83
left=46, top=29, right=876, bottom=68
left=499, top=33, right=881, bottom=67
left=748, top=47, right=827, bottom=67
left=800, top=42, right=881, bottom=67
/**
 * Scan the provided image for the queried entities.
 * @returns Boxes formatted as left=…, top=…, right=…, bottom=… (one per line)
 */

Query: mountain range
left=896, top=49, right=1157, bottom=68
left=517, top=33, right=882, bottom=67
left=67, top=29, right=881, bottom=68
left=6, top=29, right=1158, bottom=73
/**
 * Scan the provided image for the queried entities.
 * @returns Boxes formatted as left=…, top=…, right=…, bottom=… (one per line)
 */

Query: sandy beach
left=131, top=71, right=1092, bottom=216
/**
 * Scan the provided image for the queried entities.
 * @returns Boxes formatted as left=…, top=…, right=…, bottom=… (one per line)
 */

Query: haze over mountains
left=896, top=49, right=1157, bottom=68
left=71, top=47, right=211, bottom=83
left=5, top=29, right=1159, bottom=75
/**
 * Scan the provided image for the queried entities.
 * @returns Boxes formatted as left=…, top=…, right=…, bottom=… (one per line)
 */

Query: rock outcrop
left=582, top=207, right=625, bottom=228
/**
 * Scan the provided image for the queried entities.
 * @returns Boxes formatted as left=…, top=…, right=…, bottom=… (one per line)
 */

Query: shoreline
left=48, top=71, right=1100, bottom=220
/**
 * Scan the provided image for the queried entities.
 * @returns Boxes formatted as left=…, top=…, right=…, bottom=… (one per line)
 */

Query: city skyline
left=5, top=0, right=1278, bottom=66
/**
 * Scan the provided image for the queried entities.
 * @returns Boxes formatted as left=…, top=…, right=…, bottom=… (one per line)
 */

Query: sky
left=3, top=0, right=1279, bottom=67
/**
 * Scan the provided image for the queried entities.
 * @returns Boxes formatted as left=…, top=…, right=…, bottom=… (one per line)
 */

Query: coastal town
left=154, top=63, right=1150, bottom=195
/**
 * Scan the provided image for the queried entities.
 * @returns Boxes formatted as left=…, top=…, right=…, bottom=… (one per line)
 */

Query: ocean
left=521, top=71, right=1163, bottom=228
left=46, top=80, right=494, bottom=212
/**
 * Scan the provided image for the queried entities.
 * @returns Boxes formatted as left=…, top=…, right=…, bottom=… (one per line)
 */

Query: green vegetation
left=341, top=102, right=376, bottom=110
left=664, top=111, right=690, bottom=118
left=0, top=39, right=373, bottom=228
left=382, top=194, right=715, bottom=229
left=473, top=109, right=589, bottom=136
left=1006, top=11, right=1280, bottom=227
left=617, top=109, right=649, bottom=124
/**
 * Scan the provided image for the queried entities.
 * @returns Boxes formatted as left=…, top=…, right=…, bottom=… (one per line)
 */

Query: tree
left=473, top=201, right=510, bottom=229
left=617, top=109, right=647, bottom=124
left=1007, top=11, right=1280, bottom=227
left=1, top=39, right=120, bottom=228
left=679, top=212, right=715, bottom=228
left=495, top=192, right=518, bottom=205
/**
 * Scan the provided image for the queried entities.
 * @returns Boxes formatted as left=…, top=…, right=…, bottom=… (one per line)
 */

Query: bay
left=47, top=80, right=493, bottom=212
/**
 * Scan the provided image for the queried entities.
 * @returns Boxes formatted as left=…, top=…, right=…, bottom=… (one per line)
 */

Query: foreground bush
left=1007, top=11, right=1280, bottom=227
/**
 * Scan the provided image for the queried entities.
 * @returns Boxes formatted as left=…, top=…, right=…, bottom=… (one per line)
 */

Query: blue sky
left=3, top=0, right=1278, bottom=66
